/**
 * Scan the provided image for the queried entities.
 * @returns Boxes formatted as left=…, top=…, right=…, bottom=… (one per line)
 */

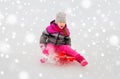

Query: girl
left=40, top=12, right=88, bottom=66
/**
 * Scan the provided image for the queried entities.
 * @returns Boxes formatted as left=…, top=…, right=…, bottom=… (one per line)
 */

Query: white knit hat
left=55, top=12, right=66, bottom=23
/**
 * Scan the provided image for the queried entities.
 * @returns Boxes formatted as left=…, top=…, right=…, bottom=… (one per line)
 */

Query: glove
left=40, top=44, right=49, bottom=56
left=40, top=44, right=46, bottom=50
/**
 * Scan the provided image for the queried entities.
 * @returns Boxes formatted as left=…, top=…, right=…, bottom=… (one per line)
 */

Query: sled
left=55, top=51, right=75, bottom=61
left=54, top=51, right=75, bottom=64
left=40, top=51, right=75, bottom=65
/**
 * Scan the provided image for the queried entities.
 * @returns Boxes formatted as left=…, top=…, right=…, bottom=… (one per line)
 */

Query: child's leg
left=45, top=44, right=55, bottom=54
left=56, top=45, right=88, bottom=66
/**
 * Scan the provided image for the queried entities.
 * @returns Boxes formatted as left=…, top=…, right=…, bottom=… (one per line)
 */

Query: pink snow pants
left=45, top=44, right=85, bottom=63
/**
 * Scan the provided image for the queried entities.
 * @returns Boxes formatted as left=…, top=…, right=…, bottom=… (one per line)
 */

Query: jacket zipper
left=55, top=32, right=60, bottom=45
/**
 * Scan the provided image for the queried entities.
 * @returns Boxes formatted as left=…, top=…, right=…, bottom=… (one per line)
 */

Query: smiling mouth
left=60, top=26, right=63, bottom=28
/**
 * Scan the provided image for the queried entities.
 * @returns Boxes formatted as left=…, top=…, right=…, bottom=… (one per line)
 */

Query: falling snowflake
left=81, top=0, right=92, bottom=8
left=101, top=53, right=105, bottom=57
left=5, top=54, right=9, bottom=59
left=25, top=33, right=36, bottom=43
left=96, top=9, right=101, bottom=14
left=92, top=41, right=96, bottom=45
left=102, top=28, right=106, bottom=33
left=22, top=51, right=27, bottom=55
left=109, top=21, right=114, bottom=26
left=12, top=32, right=17, bottom=39
left=0, top=22, right=2, bottom=26
left=39, top=0, right=46, bottom=3
left=20, top=23, right=25, bottom=28
left=65, top=8, right=72, bottom=15
left=109, top=35, right=119, bottom=47
left=116, top=61, right=120, bottom=66
left=0, top=53, right=4, bottom=58
left=38, top=73, right=43, bottom=77
left=88, top=29, right=92, bottom=32
left=0, top=41, right=11, bottom=53
left=2, top=26, right=6, bottom=31
left=95, top=33, right=99, bottom=37
left=16, top=0, right=21, bottom=4
left=0, top=70, right=4, bottom=75
left=79, top=74, right=83, bottom=78
left=70, top=22, right=75, bottom=27
left=22, top=42, right=26, bottom=46
left=83, top=33, right=88, bottom=38
left=92, top=16, right=97, bottom=21
left=6, top=14, right=17, bottom=24
left=0, top=13, right=4, bottom=20
left=15, top=59, right=19, bottom=63
left=82, top=22, right=86, bottom=26
left=81, top=49, right=86, bottom=54
left=87, top=44, right=90, bottom=48
left=19, top=71, right=30, bottom=79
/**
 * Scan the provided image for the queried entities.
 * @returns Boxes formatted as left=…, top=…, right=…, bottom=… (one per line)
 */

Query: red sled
left=54, top=51, right=75, bottom=64
left=40, top=51, right=75, bottom=65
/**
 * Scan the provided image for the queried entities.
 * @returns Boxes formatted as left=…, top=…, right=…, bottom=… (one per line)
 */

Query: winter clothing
left=40, top=20, right=88, bottom=66
left=40, top=20, right=71, bottom=46
left=81, top=60, right=88, bottom=66
left=40, top=44, right=46, bottom=50
left=43, top=43, right=88, bottom=66
left=55, top=12, right=66, bottom=23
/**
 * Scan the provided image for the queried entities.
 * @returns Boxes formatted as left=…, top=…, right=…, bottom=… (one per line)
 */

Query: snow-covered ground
left=0, top=0, right=120, bottom=79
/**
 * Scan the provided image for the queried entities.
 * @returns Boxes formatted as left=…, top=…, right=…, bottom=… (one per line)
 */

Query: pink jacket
left=47, top=20, right=70, bottom=36
left=40, top=20, right=71, bottom=46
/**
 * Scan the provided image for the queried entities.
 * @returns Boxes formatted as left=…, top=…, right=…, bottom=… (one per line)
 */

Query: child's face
left=57, top=22, right=66, bottom=29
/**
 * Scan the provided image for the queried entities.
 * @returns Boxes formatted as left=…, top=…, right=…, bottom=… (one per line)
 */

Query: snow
left=0, top=0, right=120, bottom=79
left=6, top=14, right=17, bottom=24
left=109, top=21, right=114, bottom=26
left=81, top=22, right=86, bottom=26
left=5, top=54, right=9, bottom=59
left=88, top=29, right=92, bottom=32
left=101, top=53, right=105, bottom=57
left=38, top=73, right=43, bottom=77
left=92, top=41, right=96, bottom=45
left=109, top=35, right=119, bottom=47
left=19, top=71, right=30, bottom=79
left=0, top=13, right=4, bottom=20
left=20, top=23, right=25, bottom=28
left=95, top=33, right=99, bottom=37
left=65, top=8, right=72, bottom=15
left=0, top=53, right=4, bottom=58
left=0, top=71, right=4, bottom=75
left=25, top=33, right=36, bottom=43
left=14, top=59, right=19, bottom=63
left=116, top=61, right=120, bottom=66
left=2, top=26, right=6, bottom=31
left=0, top=41, right=11, bottom=53
left=16, top=0, right=21, bottom=4
left=81, top=0, right=92, bottom=8
left=79, top=74, right=83, bottom=78
left=102, top=28, right=106, bottom=32
left=22, top=51, right=27, bottom=55
left=12, top=32, right=17, bottom=39
left=0, top=22, right=2, bottom=26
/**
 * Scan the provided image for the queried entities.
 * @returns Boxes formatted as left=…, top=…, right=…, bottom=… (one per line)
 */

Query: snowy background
left=0, top=0, right=120, bottom=79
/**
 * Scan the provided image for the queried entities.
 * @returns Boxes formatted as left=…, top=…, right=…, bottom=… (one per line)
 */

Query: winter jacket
left=40, top=20, right=71, bottom=46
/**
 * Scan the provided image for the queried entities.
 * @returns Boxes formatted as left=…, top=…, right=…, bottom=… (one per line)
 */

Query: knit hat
left=55, top=12, right=66, bottom=23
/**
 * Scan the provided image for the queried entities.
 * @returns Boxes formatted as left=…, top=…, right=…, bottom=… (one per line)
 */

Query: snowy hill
left=0, top=0, right=120, bottom=79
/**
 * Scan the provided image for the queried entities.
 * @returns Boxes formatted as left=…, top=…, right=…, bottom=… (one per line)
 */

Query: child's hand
left=40, top=44, right=46, bottom=50
left=40, top=44, right=49, bottom=56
